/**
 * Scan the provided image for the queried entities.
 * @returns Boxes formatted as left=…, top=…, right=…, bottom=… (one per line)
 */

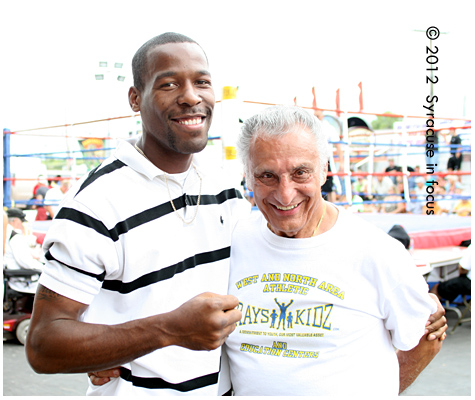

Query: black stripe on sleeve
left=45, top=249, right=106, bottom=282
left=55, top=208, right=112, bottom=238
left=119, top=366, right=218, bottom=392
left=102, top=247, right=230, bottom=293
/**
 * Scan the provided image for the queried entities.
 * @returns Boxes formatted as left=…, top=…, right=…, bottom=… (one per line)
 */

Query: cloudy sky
left=1, top=0, right=472, bottom=135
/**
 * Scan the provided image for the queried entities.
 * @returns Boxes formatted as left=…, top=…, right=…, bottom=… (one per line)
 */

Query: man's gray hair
left=237, top=105, right=330, bottom=185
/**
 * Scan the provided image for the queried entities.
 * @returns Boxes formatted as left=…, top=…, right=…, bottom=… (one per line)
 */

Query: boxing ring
left=3, top=91, right=471, bottom=283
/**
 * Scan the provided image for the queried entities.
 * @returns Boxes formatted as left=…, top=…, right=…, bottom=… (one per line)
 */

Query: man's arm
left=26, top=284, right=241, bottom=374
left=43, top=205, right=54, bottom=219
left=397, top=293, right=447, bottom=394
left=397, top=334, right=443, bottom=394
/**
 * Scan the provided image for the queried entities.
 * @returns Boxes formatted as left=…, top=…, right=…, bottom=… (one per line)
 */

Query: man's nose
left=177, top=82, right=201, bottom=107
left=275, top=177, right=296, bottom=206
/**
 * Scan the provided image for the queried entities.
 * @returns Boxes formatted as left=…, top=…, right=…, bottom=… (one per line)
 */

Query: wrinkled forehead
left=249, top=129, right=319, bottom=170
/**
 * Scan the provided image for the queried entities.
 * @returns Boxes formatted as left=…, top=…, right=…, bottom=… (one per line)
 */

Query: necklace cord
left=311, top=201, right=326, bottom=237
left=134, top=142, right=202, bottom=225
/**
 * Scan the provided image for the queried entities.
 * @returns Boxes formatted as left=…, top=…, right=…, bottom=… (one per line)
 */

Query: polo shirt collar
left=114, top=140, right=198, bottom=182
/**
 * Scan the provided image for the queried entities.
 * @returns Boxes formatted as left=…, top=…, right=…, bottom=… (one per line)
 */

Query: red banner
left=358, top=82, right=363, bottom=112
left=335, top=88, right=341, bottom=117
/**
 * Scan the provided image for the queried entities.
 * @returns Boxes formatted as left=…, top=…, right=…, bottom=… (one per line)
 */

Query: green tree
left=371, top=112, right=402, bottom=130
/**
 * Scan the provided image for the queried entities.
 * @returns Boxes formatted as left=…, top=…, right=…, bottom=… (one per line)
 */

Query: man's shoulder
left=44, top=186, right=62, bottom=199
left=234, top=210, right=261, bottom=231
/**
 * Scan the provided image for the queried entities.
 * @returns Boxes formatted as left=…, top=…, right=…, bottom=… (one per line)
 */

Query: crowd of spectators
left=330, top=149, right=470, bottom=217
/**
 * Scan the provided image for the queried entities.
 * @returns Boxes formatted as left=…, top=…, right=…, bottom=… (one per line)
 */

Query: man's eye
left=160, top=82, right=177, bottom=89
left=196, top=79, right=212, bottom=86
left=256, top=173, right=276, bottom=183
left=294, top=170, right=310, bottom=180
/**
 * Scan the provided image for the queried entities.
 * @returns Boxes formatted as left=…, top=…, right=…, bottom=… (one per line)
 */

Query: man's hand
left=87, top=292, right=241, bottom=386
left=425, top=293, right=447, bottom=341
left=161, top=292, right=241, bottom=350
left=88, top=368, right=121, bottom=386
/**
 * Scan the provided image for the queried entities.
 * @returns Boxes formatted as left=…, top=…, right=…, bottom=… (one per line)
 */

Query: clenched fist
left=159, top=292, right=242, bottom=350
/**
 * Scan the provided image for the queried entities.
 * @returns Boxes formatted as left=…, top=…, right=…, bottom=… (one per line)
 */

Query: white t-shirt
left=459, top=245, right=471, bottom=280
left=226, top=207, right=436, bottom=396
left=43, top=186, right=66, bottom=216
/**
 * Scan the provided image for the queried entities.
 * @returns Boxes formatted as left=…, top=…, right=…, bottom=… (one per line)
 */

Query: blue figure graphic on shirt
left=270, top=309, right=278, bottom=328
left=275, top=298, right=294, bottom=330
left=287, top=311, right=293, bottom=329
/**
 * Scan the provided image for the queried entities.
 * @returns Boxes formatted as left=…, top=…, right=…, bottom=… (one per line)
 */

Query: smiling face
left=249, top=126, right=327, bottom=238
left=129, top=42, right=215, bottom=171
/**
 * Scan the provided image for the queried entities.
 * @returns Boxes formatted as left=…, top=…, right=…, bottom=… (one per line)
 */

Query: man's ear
left=245, top=174, right=253, bottom=192
left=129, top=86, right=141, bottom=112
left=320, top=162, right=328, bottom=186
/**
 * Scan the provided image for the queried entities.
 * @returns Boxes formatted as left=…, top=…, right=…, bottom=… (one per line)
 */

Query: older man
left=225, top=105, right=445, bottom=396
left=89, top=104, right=447, bottom=395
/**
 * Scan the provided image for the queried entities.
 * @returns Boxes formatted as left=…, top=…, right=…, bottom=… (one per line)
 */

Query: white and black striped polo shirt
left=40, top=140, right=251, bottom=396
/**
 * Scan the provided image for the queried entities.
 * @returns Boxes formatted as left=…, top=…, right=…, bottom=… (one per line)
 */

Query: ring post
left=341, top=111, right=352, bottom=204
left=400, top=116, right=411, bottom=203
left=221, top=86, right=243, bottom=190
left=3, top=129, right=12, bottom=208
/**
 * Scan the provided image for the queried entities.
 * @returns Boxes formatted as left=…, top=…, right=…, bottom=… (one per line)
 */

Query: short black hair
left=132, top=32, right=206, bottom=91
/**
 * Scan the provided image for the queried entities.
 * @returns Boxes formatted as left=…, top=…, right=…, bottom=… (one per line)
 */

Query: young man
left=225, top=105, right=445, bottom=396
left=26, top=33, right=250, bottom=396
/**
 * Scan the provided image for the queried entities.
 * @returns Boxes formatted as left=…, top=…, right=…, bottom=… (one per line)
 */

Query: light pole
left=93, top=60, right=128, bottom=159
left=95, top=61, right=126, bottom=82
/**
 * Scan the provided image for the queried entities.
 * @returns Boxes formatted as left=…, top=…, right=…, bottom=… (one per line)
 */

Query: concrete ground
left=401, top=307, right=471, bottom=396
left=3, top=307, right=470, bottom=396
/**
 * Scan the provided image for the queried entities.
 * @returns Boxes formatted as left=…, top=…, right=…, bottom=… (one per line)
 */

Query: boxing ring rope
left=3, top=100, right=471, bottom=213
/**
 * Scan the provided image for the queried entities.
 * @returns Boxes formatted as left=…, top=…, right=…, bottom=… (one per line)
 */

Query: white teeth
left=179, top=118, right=202, bottom=125
left=276, top=204, right=298, bottom=211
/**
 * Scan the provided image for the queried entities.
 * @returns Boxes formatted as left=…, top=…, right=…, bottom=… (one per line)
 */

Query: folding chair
left=450, top=295, right=471, bottom=334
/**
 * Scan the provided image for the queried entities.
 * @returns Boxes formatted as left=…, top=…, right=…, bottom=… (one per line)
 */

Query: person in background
left=31, top=175, right=51, bottom=221
left=43, top=178, right=71, bottom=219
left=381, top=186, right=406, bottom=214
left=452, top=191, right=471, bottom=217
left=32, top=175, right=49, bottom=198
left=408, top=165, right=420, bottom=191
left=430, top=245, right=471, bottom=303
left=313, top=109, right=343, bottom=203
left=385, top=158, right=402, bottom=185
left=372, top=174, right=394, bottom=201
left=414, top=177, right=427, bottom=198
left=4, top=208, right=44, bottom=271
left=3, top=211, right=8, bottom=256
left=406, top=191, right=424, bottom=214
left=448, top=129, right=463, bottom=172
left=352, top=175, right=370, bottom=201
left=445, top=175, right=462, bottom=195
